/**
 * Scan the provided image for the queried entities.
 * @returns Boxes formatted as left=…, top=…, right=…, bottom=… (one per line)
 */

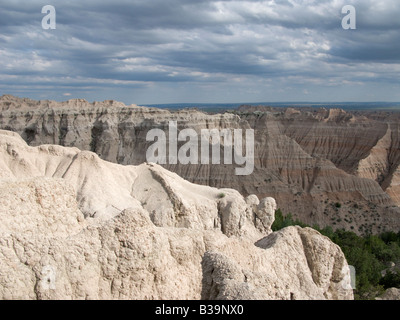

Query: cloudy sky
left=1, top=0, right=399, bottom=104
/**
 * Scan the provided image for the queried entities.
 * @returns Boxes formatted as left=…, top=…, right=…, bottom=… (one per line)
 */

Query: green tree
left=380, top=270, right=400, bottom=289
left=271, top=209, right=307, bottom=231
left=367, top=235, right=400, bottom=262
left=380, top=231, right=399, bottom=244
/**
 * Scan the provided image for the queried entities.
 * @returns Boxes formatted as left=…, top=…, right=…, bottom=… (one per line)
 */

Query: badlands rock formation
left=1, top=95, right=400, bottom=234
left=376, top=288, right=400, bottom=300
left=0, top=129, right=353, bottom=300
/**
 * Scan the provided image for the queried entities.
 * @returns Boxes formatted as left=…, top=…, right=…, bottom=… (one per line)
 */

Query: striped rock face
left=1, top=94, right=400, bottom=234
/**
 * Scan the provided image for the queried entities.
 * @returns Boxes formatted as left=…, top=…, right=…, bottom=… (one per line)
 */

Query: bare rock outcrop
left=0, top=177, right=86, bottom=237
left=0, top=129, right=269, bottom=240
left=202, top=226, right=353, bottom=300
left=376, top=288, right=400, bottom=300
left=0, top=130, right=353, bottom=300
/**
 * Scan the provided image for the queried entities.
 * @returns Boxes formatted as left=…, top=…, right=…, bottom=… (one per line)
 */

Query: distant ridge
left=144, top=101, right=400, bottom=112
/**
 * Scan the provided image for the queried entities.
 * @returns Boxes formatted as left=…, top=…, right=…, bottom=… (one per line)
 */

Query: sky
left=0, top=0, right=399, bottom=105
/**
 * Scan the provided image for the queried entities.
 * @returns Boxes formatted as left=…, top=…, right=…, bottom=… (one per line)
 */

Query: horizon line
left=2, top=94, right=400, bottom=107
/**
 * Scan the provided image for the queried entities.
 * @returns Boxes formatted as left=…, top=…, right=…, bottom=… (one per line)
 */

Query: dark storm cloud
left=0, top=0, right=399, bottom=103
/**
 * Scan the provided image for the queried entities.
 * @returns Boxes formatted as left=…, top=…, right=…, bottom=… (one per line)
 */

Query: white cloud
left=0, top=0, right=399, bottom=103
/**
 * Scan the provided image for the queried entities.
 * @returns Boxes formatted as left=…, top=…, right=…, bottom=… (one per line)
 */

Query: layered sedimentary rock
left=1, top=95, right=400, bottom=234
left=0, top=130, right=353, bottom=300
left=238, top=108, right=399, bottom=234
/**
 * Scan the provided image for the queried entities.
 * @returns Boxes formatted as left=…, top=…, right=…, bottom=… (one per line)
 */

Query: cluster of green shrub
left=272, top=209, right=400, bottom=300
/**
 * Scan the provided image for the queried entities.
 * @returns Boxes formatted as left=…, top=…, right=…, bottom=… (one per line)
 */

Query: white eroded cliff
left=0, top=130, right=353, bottom=300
